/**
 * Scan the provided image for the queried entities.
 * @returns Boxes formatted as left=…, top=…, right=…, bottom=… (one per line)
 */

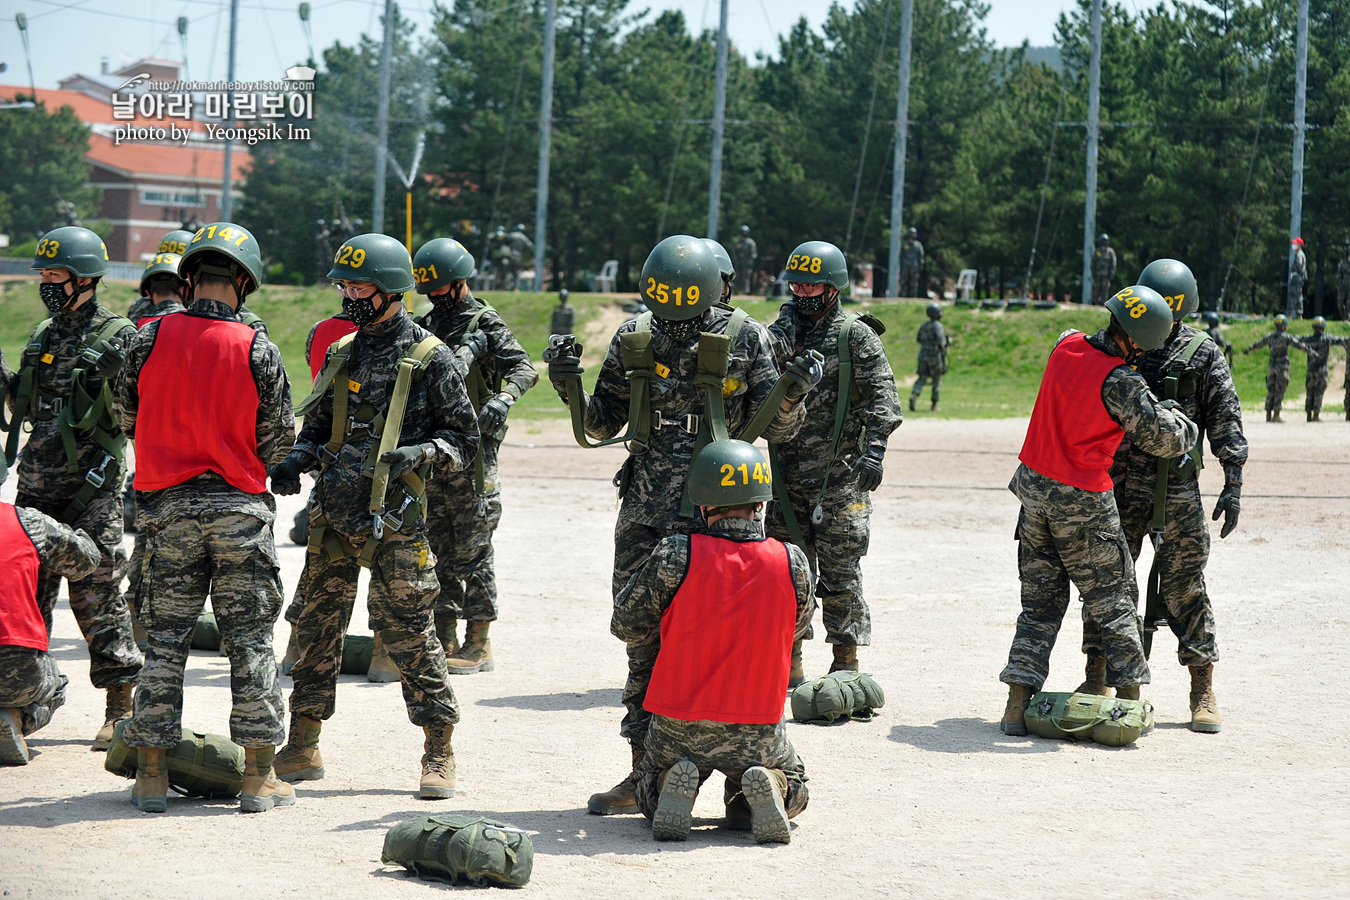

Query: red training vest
left=644, top=534, right=798, bottom=725
left=134, top=313, right=267, bottom=494
left=1019, top=332, right=1127, bottom=492
left=0, top=503, right=47, bottom=652
left=310, top=316, right=359, bottom=380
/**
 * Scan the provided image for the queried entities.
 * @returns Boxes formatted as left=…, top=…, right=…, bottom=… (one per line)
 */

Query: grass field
left=3, top=276, right=1346, bottom=419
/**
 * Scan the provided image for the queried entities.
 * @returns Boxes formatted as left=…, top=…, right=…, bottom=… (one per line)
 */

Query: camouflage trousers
left=1081, top=478, right=1218, bottom=667
left=1286, top=277, right=1304, bottom=319
left=427, top=471, right=502, bottom=622
left=289, top=529, right=458, bottom=727
left=911, top=359, right=944, bottom=404
left=1092, top=276, right=1113, bottom=306
left=122, top=510, right=285, bottom=750
left=1306, top=371, right=1329, bottom=413
left=1265, top=364, right=1290, bottom=412
left=900, top=266, right=922, bottom=299
left=614, top=516, right=701, bottom=746
left=766, top=485, right=872, bottom=646
left=15, top=489, right=141, bottom=689
left=1000, top=465, right=1150, bottom=690
left=634, top=714, right=809, bottom=821
left=0, top=646, right=68, bottom=736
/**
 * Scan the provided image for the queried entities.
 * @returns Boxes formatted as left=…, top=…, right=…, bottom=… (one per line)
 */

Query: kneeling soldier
left=613, top=440, right=815, bottom=844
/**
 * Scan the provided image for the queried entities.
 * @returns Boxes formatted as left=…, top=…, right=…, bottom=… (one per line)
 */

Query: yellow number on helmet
left=646, top=277, right=657, bottom=300
left=810, top=257, right=821, bottom=273
left=352, top=248, right=366, bottom=267
left=720, top=464, right=736, bottom=487
left=46, top=240, right=60, bottom=258
left=688, top=285, right=699, bottom=303
left=1131, top=305, right=1145, bottom=318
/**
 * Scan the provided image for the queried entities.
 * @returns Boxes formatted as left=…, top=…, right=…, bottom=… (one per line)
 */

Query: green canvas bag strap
left=810, top=313, right=859, bottom=512
left=463, top=305, right=496, bottom=497
left=369, top=335, right=443, bottom=519
left=767, top=441, right=815, bottom=577
left=239, top=310, right=263, bottom=329
left=296, top=333, right=356, bottom=417
left=3, top=319, right=53, bottom=466
left=58, top=316, right=133, bottom=474
left=561, top=312, right=656, bottom=452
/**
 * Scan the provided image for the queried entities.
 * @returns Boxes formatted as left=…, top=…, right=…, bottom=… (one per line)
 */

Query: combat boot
left=1265, top=409, right=1272, bottom=422
left=367, top=633, right=401, bottom=683
left=908, top=393, right=917, bottom=412
left=279, top=626, right=299, bottom=676
left=435, top=612, right=460, bottom=658
left=1307, top=410, right=1313, bottom=422
left=1000, top=684, right=1032, bottom=736
left=274, top=713, right=324, bottom=782
left=446, top=621, right=494, bottom=675
left=788, top=638, right=805, bottom=690
left=132, top=748, right=168, bottom=813
left=1116, top=685, right=1141, bottom=701
left=587, top=743, right=644, bottom=815
left=931, top=400, right=939, bottom=412
left=240, top=746, right=297, bottom=813
left=828, top=644, right=858, bottom=673
left=652, top=759, right=700, bottom=842
left=0, top=709, right=28, bottom=766
left=93, top=683, right=135, bottom=751
left=1313, top=409, right=1321, bottom=422
left=1272, top=409, right=1283, bottom=423
left=419, top=722, right=456, bottom=799
left=742, top=766, right=791, bottom=844
left=1188, top=664, right=1222, bottom=733
left=1074, top=656, right=1114, bottom=697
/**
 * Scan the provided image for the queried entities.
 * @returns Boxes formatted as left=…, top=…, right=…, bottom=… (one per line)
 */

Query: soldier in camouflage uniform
left=118, top=222, right=296, bottom=813
left=0, top=471, right=103, bottom=766
left=1287, top=237, right=1307, bottom=319
left=1299, top=317, right=1349, bottom=422
left=1000, top=285, right=1199, bottom=736
left=412, top=237, right=538, bottom=673
left=730, top=226, right=757, bottom=295
left=270, top=234, right=479, bottom=799
left=1243, top=315, right=1305, bottom=422
left=3, top=226, right=143, bottom=751
left=1079, top=260, right=1245, bottom=733
left=126, top=229, right=195, bottom=323
left=1092, top=234, right=1117, bottom=305
left=550, top=289, right=576, bottom=337
left=766, top=240, right=903, bottom=677
left=1336, top=241, right=1350, bottom=322
left=546, top=234, right=818, bottom=816
left=614, top=441, right=814, bottom=843
left=910, top=302, right=950, bottom=411
left=899, top=227, right=925, bottom=298
left=1201, top=311, right=1232, bottom=366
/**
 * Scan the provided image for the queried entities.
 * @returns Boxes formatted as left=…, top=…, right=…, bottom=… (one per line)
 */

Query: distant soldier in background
left=127, top=229, right=194, bottom=323
left=494, top=224, right=533, bottom=291
left=730, top=225, right=757, bottom=295
left=1092, top=234, right=1117, bottom=305
left=910, top=303, right=950, bottom=412
left=1244, top=315, right=1305, bottom=422
left=1300, top=317, right=1349, bottom=422
left=551, top=289, right=577, bottom=337
left=1287, top=237, right=1307, bottom=319
left=1202, top=311, right=1233, bottom=367
left=1336, top=241, right=1350, bottom=321
left=899, top=227, right=924, bottom=298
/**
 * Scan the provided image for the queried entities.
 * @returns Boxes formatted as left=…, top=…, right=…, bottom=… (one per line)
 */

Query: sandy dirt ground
left=2, top=414, right=1347, bottom=899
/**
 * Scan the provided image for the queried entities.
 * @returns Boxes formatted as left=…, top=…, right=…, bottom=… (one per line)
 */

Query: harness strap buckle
left=346, top=415, right=381, bottom=439
left=372, top=514, right=385, bottom=541
left=317, top=445, right=339, bottom=466
left=85, top=453, right=114, bottom=489
left=381, top=493, right=417, bottom=534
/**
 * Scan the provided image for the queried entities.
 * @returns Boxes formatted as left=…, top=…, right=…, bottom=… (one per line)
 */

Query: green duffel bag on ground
left=340, top=634, right=375, bottom=675
left=791, top=671, right=885, bottom=724
left=190, top=612, right=220, bottom=651
left=1024, top=691, right=1154, bottom=747
left=104, top=719, right=246, bottom=797
left=382, top=814, right=533, bottom=887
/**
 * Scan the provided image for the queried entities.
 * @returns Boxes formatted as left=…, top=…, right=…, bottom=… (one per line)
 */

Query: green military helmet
left=1105, top=284, right=1173, bottom=351
left=639, top=234, right=722, bottom=321
left=30, top=226, right=110, bottom=277
left=1274, top=314, right=1288, bottom=331
left=1138, top=258, right=1199, bottom=320
left=156, top=229, right=196, bottom=256
left=926, top=302, right=942, bottom=320
left=686, top=440, right=774, bottom=508
left=783, top=240, right=848, bottom=290
left=1202, top=311, right=1220, bottom=327
left=180, top=222, right=265, bottom=294
left=702, top=238, right=736, bottom=279
left=328, top=232, right=415, bottom=294
left=1098, top=233, right=1110, bottom=244
left=1312, top=315, right=1326, bottom=332
left=412, top=238, right=476, bottom=294
left=140, top=253, right=185, bottom=294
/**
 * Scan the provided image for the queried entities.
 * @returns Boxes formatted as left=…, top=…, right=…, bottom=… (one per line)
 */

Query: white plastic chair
left=594, top=259, right=618, bottom=293
left=956, top=269, right=977, bottom=301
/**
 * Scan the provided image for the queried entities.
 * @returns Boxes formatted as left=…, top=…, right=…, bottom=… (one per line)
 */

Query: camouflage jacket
left=417, top=292, right=539, bottom=404
left=901, top=238, right=924, bottom=268
left=1205, top=324, right=1231, bottom=354
left=11, top=503, right=102, bottom=583
left=294, top=309, right=479, bottom=538
left=766, top=302, right=903, bottom=486
left=12, top=297, right=137, bottom=499
left=1245, top=330, right=1305, bottom=367
left=128, top=297, right=187, bottom=325
left=236, top=303, right=269, bottom=336
left=1338, top=257, right=1350, bottom=291
left=1092, top=246, right=1117, bottom=279
left=119, top=299, right=295, bottom=524
left=1112, top=322, right=1248, bottom=488
left=1290, top=249, right=1307, bottom=282
left=916, top=320, right=949, bottom=363
left=1080, top=329, right=1199, bottom=458
left=583, top=307, right=805, bottom=528
left=1300, top=332, right=1350, bottom=375
left=731, top=237, right=757, bottom=271
left=611, top=515, right=816, bottom=648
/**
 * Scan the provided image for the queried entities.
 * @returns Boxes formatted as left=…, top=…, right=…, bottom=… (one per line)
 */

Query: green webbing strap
left=461, top=305, right=496, bottom=497
left=2, top=320, right=53, bottom=466
left=562, top=312, right=654, bottom=451
left=768, top=442, right=814, bottom=577
left=369, top=335, right=443, bottom=521
left=296, top=333, right=356, bottom=417
left=239, top=310, right=263, bottom=329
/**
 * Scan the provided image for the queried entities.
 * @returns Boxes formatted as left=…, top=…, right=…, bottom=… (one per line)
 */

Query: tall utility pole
left=1080, top=0, right=1103, bottom=304
left=372, top=0, right=395, bottom=233
left=885, top=0, right=914, bottom=299
left=705, top=0, right=730, bottom=240
left=533, top=0, right=558, bottom=291
left=221, top=0, right=240, bottom=219
left=1288, top=0, right=1308, bottom=292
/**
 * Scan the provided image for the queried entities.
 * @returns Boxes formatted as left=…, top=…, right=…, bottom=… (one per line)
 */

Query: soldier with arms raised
left=1243, top=315, right=1305, bottom=422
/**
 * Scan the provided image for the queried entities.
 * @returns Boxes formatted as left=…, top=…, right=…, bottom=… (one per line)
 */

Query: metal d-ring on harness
left=1, top=315, right=132, bottom=522
left=295, top=331, right=444, bottom=568
left=1141, top=331, right=1210, bottom=659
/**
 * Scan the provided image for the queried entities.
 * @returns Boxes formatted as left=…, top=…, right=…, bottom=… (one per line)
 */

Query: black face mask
left=342, top=288, right=386, bottom=327
left=429, top=282, right=463, bottom=314
left=40, top=279, right=75, bottom=314
left=653, top=314, right=702, bottom=342
left=793, top=287, right=835, bottom=315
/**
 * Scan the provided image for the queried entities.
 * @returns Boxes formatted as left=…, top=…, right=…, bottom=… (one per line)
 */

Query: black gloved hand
left=460, top=329, right=489, bottom=361
left=1212, top=482, right=1241, bottom=538
left=269, top=452, right=308, bottom=495
left=380, top=445, right=427, bottom=480
left=93, top=339, right=125, bottom=379
left=478, top=394, right=513, bottom=433
left=1156, top=398, right=1182, bottom=412
left=783, top=350, right=825, bottom=402
left=544, top=335, right=584, bottom=399
left=852, top=447, right=885, bottom=492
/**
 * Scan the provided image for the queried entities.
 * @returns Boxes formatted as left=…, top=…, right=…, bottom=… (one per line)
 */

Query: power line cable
left=844, top=0, right=894, bottom=259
